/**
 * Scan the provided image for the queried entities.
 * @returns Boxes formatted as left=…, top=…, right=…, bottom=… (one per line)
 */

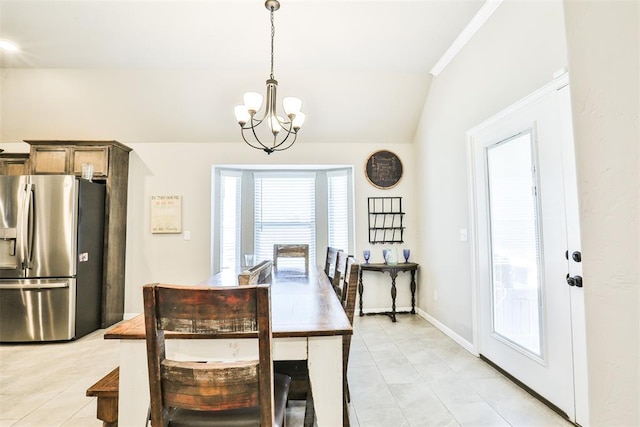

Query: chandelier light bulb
left=283, top=97, right=302, bottom=117
left=292, top=112, right=305, bottom=130
left=234, top=105, right=251, bottom=125
left=243, top=92, right=263, bottom=114
left=268, top=115, right=283, bottom=135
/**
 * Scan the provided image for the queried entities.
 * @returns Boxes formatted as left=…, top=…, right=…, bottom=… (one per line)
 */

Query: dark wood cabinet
left=0, top=153, right=30, bottom=175
left=26, top=140, right=132, bottom=327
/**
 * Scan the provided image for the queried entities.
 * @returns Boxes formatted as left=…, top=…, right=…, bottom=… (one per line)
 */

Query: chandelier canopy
left=234, top=0, right=305, bottom=155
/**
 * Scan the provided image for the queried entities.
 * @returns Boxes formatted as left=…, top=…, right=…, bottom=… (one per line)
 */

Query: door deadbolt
left=566, top=275, right=583, bottom=288
left=572, top=251, right=582, bottom=262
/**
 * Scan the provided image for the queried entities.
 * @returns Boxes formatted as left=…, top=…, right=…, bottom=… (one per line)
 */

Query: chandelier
left=234, top=0, right=305, bottom=154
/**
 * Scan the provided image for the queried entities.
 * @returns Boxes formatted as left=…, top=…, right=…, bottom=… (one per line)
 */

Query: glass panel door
left=486, top=130, right=543, bottom=357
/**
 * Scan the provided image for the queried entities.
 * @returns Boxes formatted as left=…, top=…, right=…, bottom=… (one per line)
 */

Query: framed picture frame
left=151, top=195, right=182, bottom=234
left=365, top=150, right=403, bottom=189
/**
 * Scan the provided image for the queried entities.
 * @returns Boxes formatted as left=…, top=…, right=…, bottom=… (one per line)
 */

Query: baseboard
left=416, top=308, right=478, bottom=356
left=360, top=306, right=414, bottom=314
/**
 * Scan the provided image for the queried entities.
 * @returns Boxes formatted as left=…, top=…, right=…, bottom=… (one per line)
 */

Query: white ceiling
left=0, top=0, right=485, bottom=144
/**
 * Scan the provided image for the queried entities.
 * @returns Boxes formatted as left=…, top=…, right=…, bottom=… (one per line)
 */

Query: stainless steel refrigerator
left=0, top=175, right=105, bottom=342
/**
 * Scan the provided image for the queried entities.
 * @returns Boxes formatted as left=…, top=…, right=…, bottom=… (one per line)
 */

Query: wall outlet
left=184, top=230, right=191, bottom=241
left=459, top=228, right=468, bottom=242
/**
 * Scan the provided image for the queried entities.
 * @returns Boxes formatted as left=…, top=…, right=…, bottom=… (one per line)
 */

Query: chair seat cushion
left=167, top=373, right=291, bottom=427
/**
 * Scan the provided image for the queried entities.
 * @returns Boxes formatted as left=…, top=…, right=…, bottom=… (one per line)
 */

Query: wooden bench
left=86, top=367, right=119, bottom=427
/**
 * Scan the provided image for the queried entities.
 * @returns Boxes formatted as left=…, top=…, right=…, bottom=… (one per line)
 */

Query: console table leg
left=358, top=270, right=364, bottom=317
left=410, top=270, right=417, bottom=314
left=390, top=272, right=398, bottom=322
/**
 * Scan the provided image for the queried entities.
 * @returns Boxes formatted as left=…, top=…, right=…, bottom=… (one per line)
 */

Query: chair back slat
left=161, top=360, right=260, bottom=411
left=154, top=285, right=259, bottom=333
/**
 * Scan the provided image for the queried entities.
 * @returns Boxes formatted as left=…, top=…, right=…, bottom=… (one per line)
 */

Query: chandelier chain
left=270, top=6, right=275, bottom=80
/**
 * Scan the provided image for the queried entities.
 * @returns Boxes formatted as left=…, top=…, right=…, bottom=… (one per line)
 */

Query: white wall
left=0, top=139, right=419, bottom=317
left=123, top=142, right=418, bottom=314
left=563, top=1, right=639, bottom=425
left=414, top=0, right=568, bottom=343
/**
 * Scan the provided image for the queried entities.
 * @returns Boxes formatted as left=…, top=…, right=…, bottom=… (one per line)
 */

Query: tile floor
left=0, top=314, right=572, bottom=426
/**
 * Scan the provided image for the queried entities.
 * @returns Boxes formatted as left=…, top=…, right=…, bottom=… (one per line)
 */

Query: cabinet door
left=0, top=158, right=29, bottom=176
left=71, top=147, right=109, bottom=178
left=31, top=147, right=69, bottom=174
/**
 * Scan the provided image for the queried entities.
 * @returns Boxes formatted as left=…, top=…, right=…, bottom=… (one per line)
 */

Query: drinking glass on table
left=244, top=254, right=255, bottom=267
left=363, top=250, right=371, bottom=264
left=403, top=249, right=410, bottom=263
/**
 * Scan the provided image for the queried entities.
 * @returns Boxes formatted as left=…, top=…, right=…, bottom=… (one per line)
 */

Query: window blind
left=328, top=170, right=349, bottom=252
left=254, top=172, right=316, bottom=270
left=220, top=172, right=241, bottom=270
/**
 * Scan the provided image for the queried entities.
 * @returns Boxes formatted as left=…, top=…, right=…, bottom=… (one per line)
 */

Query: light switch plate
left=459, top=228, right=468, bottom=242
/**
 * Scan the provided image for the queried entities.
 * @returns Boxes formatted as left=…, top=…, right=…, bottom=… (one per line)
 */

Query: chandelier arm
left=271, top=132, right=298, bottom=152
left=243, top=115, right=273, bottom=151
left=250, top=119, right=273, bottom=151
left=269, top=122, right=296, bottom=150
left=240, top=117, right=265, bottom=131
left=240, top=128, right=270, bottom=151
left=240, top=114, right=266, bottom=130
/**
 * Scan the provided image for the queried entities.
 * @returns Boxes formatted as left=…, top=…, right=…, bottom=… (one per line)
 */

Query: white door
left=468, top=74, right=587, bottom=424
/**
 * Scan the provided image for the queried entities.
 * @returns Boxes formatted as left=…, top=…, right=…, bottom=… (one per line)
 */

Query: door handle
left=566, top=274, right=583, bottom=288
left=571, top=251, right=582, bottom=262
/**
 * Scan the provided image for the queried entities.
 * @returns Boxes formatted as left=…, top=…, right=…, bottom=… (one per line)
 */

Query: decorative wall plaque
left=151, top=195, right=182, bottom=234
left=365, top=150, right=403, bottom=189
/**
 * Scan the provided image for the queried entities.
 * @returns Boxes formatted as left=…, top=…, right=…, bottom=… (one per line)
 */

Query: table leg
left=390, top=270, right=398, bottom=322
left=358, top=270, right=364, bottom=317
left=410, top=270, right=417, bottom=314
left=118, top=340, right=150, bottom=426
left=308, top=336, right=344, bottom=426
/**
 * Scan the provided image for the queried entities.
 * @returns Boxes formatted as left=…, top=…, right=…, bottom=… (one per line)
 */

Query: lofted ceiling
left=0, top=0, right=485, bottom=144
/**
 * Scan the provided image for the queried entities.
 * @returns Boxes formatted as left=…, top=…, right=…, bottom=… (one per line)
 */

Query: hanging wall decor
left=365, top=150, right=403, bottom=189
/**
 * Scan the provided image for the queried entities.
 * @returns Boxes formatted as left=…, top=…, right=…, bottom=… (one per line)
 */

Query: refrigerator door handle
left=0, top=281, right=69, bottom=290
left=17, top=182, right=29, bottom=270
left=23, top=183, right=35, bottom=269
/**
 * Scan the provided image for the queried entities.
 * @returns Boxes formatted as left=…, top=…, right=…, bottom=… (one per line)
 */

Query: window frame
left=212, top=165, right=354, bottom=274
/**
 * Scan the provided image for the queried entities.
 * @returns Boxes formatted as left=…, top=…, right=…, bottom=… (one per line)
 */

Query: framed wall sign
left=365, top=150, right=403, bottom=189
left=151, top=195, right=182, bottom=234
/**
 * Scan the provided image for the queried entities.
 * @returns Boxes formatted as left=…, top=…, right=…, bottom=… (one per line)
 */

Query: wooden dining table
left=104, top=265, right=352, bottom=426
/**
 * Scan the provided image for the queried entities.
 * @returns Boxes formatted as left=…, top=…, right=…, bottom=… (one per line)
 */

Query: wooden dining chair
left=143, top=283, right=291, bottom=427
left=273, top=244, right=309, bottom=275
left=324, top=246, right=340, bottom=278
left=341, top=257, right=360, bottom=425
left=332, top=250, right=349, bottom=299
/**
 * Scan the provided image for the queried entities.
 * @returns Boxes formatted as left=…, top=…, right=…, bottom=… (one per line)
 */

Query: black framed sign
left=365, top=150, right=403, bottom=189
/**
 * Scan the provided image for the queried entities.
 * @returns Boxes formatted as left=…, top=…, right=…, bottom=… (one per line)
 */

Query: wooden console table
left=358, top=262, right=418, bottom=322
